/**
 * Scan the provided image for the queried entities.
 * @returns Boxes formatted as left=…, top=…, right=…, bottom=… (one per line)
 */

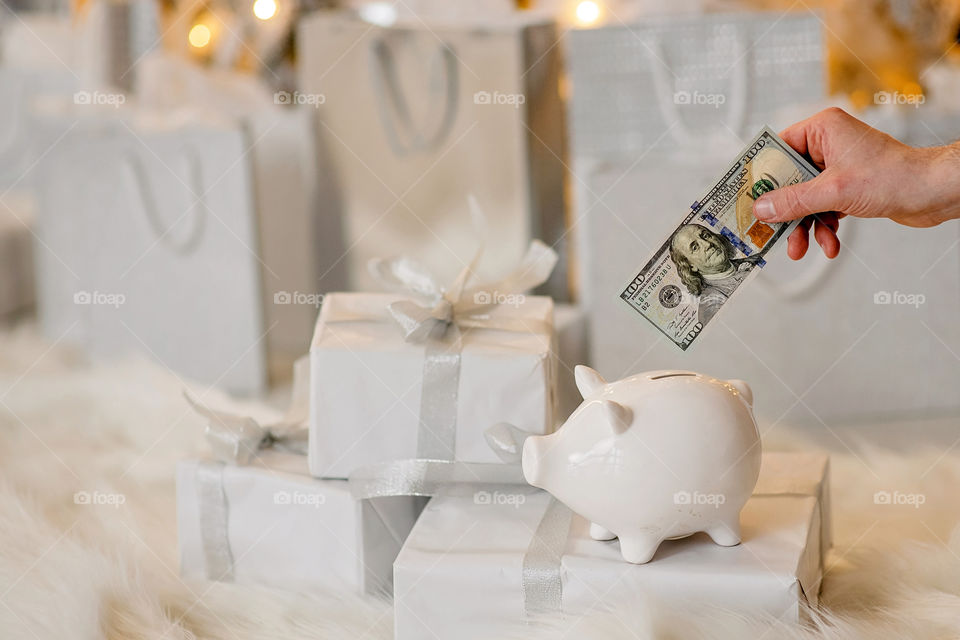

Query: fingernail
left=753, top=198, right=775, bottom=221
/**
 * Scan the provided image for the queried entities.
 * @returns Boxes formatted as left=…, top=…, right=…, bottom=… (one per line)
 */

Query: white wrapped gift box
left=394, top=452, right=828, bottom=639
left=309, top=292, right=557, bottom=478
left=757, top=451, right=832, bottom=555
left=177, top=451, right=423, bottom=595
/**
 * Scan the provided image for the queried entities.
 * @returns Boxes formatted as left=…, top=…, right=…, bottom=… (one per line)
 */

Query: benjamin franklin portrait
left=668, top=224, right=762, bottom=325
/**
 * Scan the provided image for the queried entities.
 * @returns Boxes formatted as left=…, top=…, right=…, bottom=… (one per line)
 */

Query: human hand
left=752, top=107, right=960, bottom=260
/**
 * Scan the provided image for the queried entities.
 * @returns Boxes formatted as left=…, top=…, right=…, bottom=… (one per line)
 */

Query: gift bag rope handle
left=650, top=30, right=836, bottom=300
left=120, top=148, right=206, bottom=256
left=649, top=32, right=748, bottom=146
left=369, top=32, right=459, bottom=157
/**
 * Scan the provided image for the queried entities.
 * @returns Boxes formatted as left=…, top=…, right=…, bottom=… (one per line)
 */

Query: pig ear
left=575, top=365, right=607, bottom=399
left=727, top=379, right=753, bottom=407
left=602, top=400, right=632, bottom=435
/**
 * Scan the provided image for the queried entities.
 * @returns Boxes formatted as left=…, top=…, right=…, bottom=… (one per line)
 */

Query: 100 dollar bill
left=619, top=127, right=820, bottom=350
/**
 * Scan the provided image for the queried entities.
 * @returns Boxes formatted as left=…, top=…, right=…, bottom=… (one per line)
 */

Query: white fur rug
left=1, top=324, right=959, bottom=639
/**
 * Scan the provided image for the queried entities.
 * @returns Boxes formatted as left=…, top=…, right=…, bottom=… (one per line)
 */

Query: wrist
left=920, top=144, right=960, bottom=226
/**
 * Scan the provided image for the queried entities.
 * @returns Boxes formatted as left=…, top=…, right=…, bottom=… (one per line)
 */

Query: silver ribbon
left=184, top=356, right=311, bottom=466
left=348, top=422, right=532, bottom=499
left=186, top=357, right=311, bottom=581
left=195, top=461, right=235, bottom=581
left=366, top=213, right=558, bottom=462
left=523, top=497, right=574, bottom=616
left=348, top=422, right=570, bottom=616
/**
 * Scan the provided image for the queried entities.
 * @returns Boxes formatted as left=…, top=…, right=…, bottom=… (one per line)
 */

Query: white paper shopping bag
left=34, top=98, right=332, bottom=393
left=298, top=10, right=568, bottom=298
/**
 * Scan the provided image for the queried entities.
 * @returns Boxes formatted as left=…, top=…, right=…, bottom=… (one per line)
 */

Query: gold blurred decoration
left=708, top=0, right=960, bottom=104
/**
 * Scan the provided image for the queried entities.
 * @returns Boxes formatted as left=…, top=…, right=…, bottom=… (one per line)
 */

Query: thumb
left=753, top=174, right=843, bottom=223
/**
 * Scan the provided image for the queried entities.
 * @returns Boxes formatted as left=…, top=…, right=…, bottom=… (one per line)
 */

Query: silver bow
left=366, top=200, right=558, bottom=461
left=368, top=198, right=558, bottom=344
left=186, top=356, right=311, bottom=582
left=185, top=356, right=310, bottom=465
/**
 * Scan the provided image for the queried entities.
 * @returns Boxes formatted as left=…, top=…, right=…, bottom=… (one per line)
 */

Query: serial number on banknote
left=619, top=127, right=820, bottom=350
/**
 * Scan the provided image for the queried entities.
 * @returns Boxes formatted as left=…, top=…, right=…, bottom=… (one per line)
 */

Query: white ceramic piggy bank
left=522, top=366, right=761, bottom=564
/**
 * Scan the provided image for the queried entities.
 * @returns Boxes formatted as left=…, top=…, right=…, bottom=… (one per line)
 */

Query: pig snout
left=521, top=436, right=546, bottom=488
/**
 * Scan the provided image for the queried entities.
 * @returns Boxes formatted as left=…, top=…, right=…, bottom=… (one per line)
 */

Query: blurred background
left=1, top=0, right=958, bottom=436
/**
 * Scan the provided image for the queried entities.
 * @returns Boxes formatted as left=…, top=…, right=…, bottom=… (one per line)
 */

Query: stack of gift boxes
left=176, top=239, right=832, bottom=636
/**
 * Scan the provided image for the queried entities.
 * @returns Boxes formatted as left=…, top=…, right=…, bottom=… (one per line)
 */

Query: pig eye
left=649, top=372, right=697, bottom=380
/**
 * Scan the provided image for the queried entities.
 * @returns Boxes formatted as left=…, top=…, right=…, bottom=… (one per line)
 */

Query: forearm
left=921, top=142, right=960, bottom=226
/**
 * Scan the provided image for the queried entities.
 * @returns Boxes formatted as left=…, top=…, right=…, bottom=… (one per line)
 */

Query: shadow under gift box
left=177, top=451, right=423, bottom=595
left=308, top=293, right=557, bottom=479
left=393, top=452, right=830, bottom=639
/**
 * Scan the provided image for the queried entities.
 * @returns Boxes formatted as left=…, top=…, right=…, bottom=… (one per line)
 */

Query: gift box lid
left=312, top=292, right=555, bottom=351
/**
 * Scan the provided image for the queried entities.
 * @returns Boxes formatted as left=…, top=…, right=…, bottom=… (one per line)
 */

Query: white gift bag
left=298, top=10, right=568, bottom=298
left=561, top=12, right=960, bottom=423
left=35, top=92, right=335, bottom=393
left=579, top=156, right=960, bottom=424
left=566, top=11, right=824, bottom=162
left=0, top=16, right=79, bottom=190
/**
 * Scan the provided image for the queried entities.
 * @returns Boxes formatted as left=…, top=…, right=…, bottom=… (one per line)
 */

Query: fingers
left=779, top=107, right=855, bottom=170
left=787, top=217, right=813, bottom=260
left=753, top=173, right=844, bottom=223
left=813, top=215, right=841, bottom=259
left=786, top=214, right=842, bottom=260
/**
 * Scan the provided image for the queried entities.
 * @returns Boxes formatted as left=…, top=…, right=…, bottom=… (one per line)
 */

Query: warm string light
left=188, top=23, right=211, bottom=48
left=253, top=0, right=277, bottom=21
left=575, top=0, right=600, bottom=26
